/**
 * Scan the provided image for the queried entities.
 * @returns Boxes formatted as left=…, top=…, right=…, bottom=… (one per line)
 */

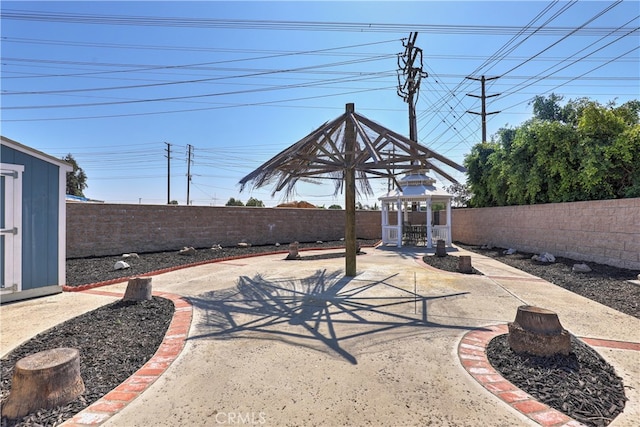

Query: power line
left=2, top=9, right=635, bottom=36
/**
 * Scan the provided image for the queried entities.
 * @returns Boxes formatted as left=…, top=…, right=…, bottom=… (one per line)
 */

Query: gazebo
left=379, top=170, right=453, bottom=248
left=239, top=103, right=465, bottom=276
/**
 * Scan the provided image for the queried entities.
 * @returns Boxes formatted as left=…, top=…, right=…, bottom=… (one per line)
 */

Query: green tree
left=328, top=204, right=342, bottom=210
left=225, top=197, right=244, bottom=206
left=63, top=154, right=87, bottom=197
left=245, top=197, right=264, bottom=207
left=465, top=96, right=639, bottom=206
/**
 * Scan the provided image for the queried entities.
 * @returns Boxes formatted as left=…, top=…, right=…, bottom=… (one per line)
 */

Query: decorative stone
left=572, top=263, right=592, bottom=273
left=458, top=255, right=473, bottom=273
left=1, top=348, right=85, bottom=420
left=123, top=277, right=153, bottom=301
left=114, top=261, right=130, bottom=270
left=508, top=305, right=571, bottom=356
left=237, top=242, right=251, bottom=248
left=532, top=252, right=555, bottom=263
left=286, top=242, right=300, bottom=260
left=435, top=239, right=446, bottom=257
left=275, top=242, right=280, bottom=247
left=178, top=247, right=196, bottom=256
left=211, top=244, right=222, bottom=250
left=122, top=253, right=139, bottom=259
left=503, top=248, right=517, bottom=255
left=316, top=240, right=323, bottom=244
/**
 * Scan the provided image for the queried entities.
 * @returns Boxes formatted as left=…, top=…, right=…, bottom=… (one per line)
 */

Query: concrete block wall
left=451, top=198, right=640, bottom=270
left=67, top=203, right=382, bottom=258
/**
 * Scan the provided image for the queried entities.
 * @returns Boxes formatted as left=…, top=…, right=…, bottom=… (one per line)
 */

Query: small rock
left=237, top=242, right=251, bottom=248
left=637, top=273, right=640, bottom=281
left=503, top=248, right=517, bottom=255
left=533, top=252, right=555, bottom=263
left=211, top=244, right=222, bottom=250
left=114, top=261, right=130, bottom=270
left=275, top=243, right=280, bottom=247
left=316, top=240, right=323, bottom=244
left=340, top=237, right=345, bottom=241
left=122, top=253, right=139, bottom=259
left=572, top=263, right=592, bottom=273
left=178, top=247, right=196, bottom=256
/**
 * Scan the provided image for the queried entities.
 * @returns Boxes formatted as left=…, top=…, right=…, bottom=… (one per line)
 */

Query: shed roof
left=1, top=135, right=72, bottom=172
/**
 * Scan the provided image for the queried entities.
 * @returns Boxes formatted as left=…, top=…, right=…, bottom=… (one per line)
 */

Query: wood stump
left=435, top=239, right=446, bottom=257
left=286, top=242, right=300, bottom=260
left=123, top=277, right=153, bottom=301
left=1, top=348, right=85, bottom=420
left=458, top=255, right=473, bottom=273
left=508, top=305, right=571, bottom=356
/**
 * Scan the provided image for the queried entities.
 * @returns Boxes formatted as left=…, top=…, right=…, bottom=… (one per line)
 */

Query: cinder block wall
left=67, top=204, right=382, bottom=258
left=451, top=198, right=640, bottom=270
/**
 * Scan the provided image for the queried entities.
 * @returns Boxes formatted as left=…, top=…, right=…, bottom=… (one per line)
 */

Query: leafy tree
left=63, top=154, right=87, bottom=197
left=328, top=204, right=342, bottom=210
left=465, top=96, right=639, bottom=206
left=245, top=197, right=264, bottom=207
left=169, top=200, right=178, bottom=205
left=225, top=197, right=244, bottom=206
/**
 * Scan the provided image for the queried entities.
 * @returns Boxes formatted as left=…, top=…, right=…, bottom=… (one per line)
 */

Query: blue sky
left=1, top=1, right=638, bottom=206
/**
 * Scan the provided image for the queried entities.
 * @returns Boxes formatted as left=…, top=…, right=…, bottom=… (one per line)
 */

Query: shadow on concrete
left=187, top=269, right=478, bottom=365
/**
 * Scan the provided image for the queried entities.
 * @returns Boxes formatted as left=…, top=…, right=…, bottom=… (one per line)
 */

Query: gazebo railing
left=382, top=225, right=400, bottom=245
left=432, top=225, right=450, bottom=245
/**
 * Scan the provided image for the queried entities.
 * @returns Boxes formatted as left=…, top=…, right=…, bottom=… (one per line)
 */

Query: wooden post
left=2, top=348, right=85, bottom=419
left=123, top=277, right=153, bottom=301
left=508, top=305, right=571, bottom=356
left=458, top=255, right=473, bottom=273
left=344, top=103, right=357, bottom=277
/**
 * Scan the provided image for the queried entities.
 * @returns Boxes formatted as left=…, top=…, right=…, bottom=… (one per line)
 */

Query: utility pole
left=186, top=144, right=193, bottom=206
left=397, top=32, right=428, bottom=144
left=165, top=142, right=171, bottom=204
left=466, top=75, right=500, bottom=143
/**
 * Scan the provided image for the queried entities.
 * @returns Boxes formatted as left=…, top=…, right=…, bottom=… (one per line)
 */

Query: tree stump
left=458, top=255, right=473, bottom=273
left=436, top=239, right=447, bottom=257
left=286, top=242, right=300, bottom=260
left=123, top=277, right=153, bottom=301
left=508, top=305, right=571, bottom=356
left=1, top=348, right=85, bottom=420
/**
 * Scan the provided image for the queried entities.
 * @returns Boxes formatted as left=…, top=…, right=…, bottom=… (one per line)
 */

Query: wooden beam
left=344, top=103, right=357, bottom=277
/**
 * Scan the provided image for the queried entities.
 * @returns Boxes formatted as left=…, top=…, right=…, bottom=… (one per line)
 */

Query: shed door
left=1, top=164, right=23, bottom=295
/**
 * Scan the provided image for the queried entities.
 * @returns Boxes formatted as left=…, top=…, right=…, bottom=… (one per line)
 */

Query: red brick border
left=61, top=291, right=192, bottom=427
left=459, top=324, right=640, bottom=427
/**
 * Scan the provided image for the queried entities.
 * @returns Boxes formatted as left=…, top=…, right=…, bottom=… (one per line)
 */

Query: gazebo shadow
left=187, top=269, right=479, bottom=365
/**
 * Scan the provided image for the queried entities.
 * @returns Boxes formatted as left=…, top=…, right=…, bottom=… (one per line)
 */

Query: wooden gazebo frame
left=239, top=103, right=465, bottom=276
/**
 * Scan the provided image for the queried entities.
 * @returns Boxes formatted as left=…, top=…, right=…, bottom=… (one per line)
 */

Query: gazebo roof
left=379, top=170, right=452, bottom=201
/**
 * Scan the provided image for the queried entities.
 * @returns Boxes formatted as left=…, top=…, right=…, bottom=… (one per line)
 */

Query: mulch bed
left=422, top=243, right=637, bottom=426
left=487, top=334, right=626, bottom=427
left=65, top=240, right=380, bottom=287
left=1, top=297, right=173, bottom=427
